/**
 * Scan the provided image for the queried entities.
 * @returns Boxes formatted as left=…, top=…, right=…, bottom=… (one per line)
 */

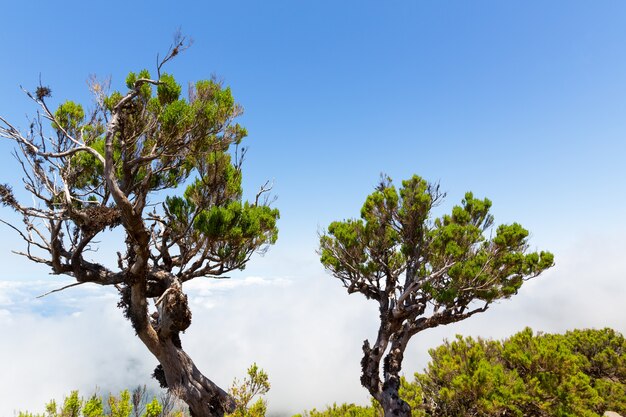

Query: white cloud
left=1, top=231, right=625, bottom=417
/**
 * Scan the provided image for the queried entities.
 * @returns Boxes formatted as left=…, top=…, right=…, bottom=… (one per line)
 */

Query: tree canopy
left=319, top=175, right=553, bottom=417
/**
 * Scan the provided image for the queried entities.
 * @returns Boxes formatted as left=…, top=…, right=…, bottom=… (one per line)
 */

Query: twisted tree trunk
left=361, top=333, right=411, bottom=417
left=129, top=279, right=236, bottom=417
left=156, top=342, right=235, bottom=417
left=105, top=115, right=236, bottom=416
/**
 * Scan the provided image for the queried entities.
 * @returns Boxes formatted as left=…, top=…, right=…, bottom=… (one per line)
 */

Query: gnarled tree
left=319, top=175, right=553, bottom=417
left=0, top=39, right=279, bottom=417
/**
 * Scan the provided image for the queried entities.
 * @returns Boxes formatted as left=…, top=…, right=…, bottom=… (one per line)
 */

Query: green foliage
left=298, top=403, right=379, bottom=417
left=18, top=412, right=45, bottom=417
left=65, top=137, right=106, bottom=190
left=82, top=395, right=104, bottom=417
left=49, top=68, right=273, bottom=218
left=35, top=64, right=278, bottom=278
left=157, top=73, right=182, bottom=105
left=228, top=363, right=271, bottom=417
left=419, top=334, right=529, bottom=416
left=320, top=175, right=553, bottom=306
left=61, top=391, right=83, bottom=417
left=418, top=328, right=626, bottom=416
left=143, top=397, right=162, bottom=417
left=18, top=389, right=190, bottom=417
left=45, top=400, right=58, bottom=417
left=109, top=390, right=132, bottom=417
left=53, top=101, right=85, bottom=134
left=294, top=328, right=626, bottom=417
left=39, top=393, right=84, bottom=417
left=104, top=91, right=123, bottom=111
left=194, top=202, right=279, bottom=243
left=125, top=69, right=152, bottom=98
left=164, top=150, right=279, bottom=270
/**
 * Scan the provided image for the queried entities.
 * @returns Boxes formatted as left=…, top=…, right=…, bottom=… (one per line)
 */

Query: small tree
left=228, top=363, right=271, bottom=417
left=109, top=390, right=133, bottom=417
left=144, top=397, right=163, bottom=417
left=319, top=175, right=553, bottom=417
left=0, top=36, right=279, bottom=417
left=82, top=394, right=105, bottom=417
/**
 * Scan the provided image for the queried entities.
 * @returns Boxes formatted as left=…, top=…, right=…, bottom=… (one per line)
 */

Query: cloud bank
left=0, top=232, right=625, bottom=417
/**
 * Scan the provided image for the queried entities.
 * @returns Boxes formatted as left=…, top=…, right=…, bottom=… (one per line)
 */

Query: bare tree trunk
left=379, top=367, right=411, bottom=417
left=156, top=342, right=236, bottom=417
left=379, top=391, right=411, bottom=417
left=361, top=334, right=412, bottom=417
left=126, top=278, right=236, bottom=417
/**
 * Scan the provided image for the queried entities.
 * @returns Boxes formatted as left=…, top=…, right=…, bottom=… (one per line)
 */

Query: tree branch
left=36, top=281, right=86, bottom=298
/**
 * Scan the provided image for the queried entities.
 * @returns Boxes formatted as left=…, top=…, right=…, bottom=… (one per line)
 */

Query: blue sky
left=1, top=1, right=626, bottom=415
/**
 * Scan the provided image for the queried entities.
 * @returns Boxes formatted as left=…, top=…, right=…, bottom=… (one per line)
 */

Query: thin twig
left=36, top=281, right=86, bottom=298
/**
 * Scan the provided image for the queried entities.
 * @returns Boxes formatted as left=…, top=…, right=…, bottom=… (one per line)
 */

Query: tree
left=82, top=394, right=104, bottom=417
left=0, top=36, right=279, bottom=417
left=109, top=390, right=133, bottom=417
left=318, top=175, right=553, bottom=417
left=227, top=363, right=271, bottom=417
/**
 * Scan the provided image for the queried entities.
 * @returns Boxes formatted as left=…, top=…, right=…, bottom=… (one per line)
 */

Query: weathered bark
left=361, top=318, right=413, bottom=417
left=361, top=341, right=411, bottom=417
left=156, top=342, right=236, bottom=417
left=124, top=273, right=236, bottom=417
left=118, top=231, right=236, bottom=416
left=379, top=386, right=411, bottom=417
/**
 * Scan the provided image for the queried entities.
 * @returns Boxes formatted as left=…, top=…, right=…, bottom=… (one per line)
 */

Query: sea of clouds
left=1, top=232, right=625, bottom=417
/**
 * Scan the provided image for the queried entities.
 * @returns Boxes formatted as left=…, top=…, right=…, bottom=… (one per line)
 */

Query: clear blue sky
left=2, top=1, right=626, bottom=251
left=1, top=1, right=626, bottom=415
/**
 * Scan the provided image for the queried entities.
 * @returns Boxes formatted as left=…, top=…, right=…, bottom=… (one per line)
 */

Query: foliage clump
left=18, top=389, right=196, bottom=417
left=17, top=364, right=271, bottom=417
left=228, top=363, right=271, bottom=417
left=295, top=328, right=626, bottom=417
left=417, top=327, right=626, bottom=416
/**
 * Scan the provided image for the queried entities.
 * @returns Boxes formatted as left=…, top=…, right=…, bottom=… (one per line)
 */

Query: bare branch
left=157, top=31, right=193, bottom=78
left=36, top=281, right=86, bottom=298
left=255, top=179, right=274, bottom=206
